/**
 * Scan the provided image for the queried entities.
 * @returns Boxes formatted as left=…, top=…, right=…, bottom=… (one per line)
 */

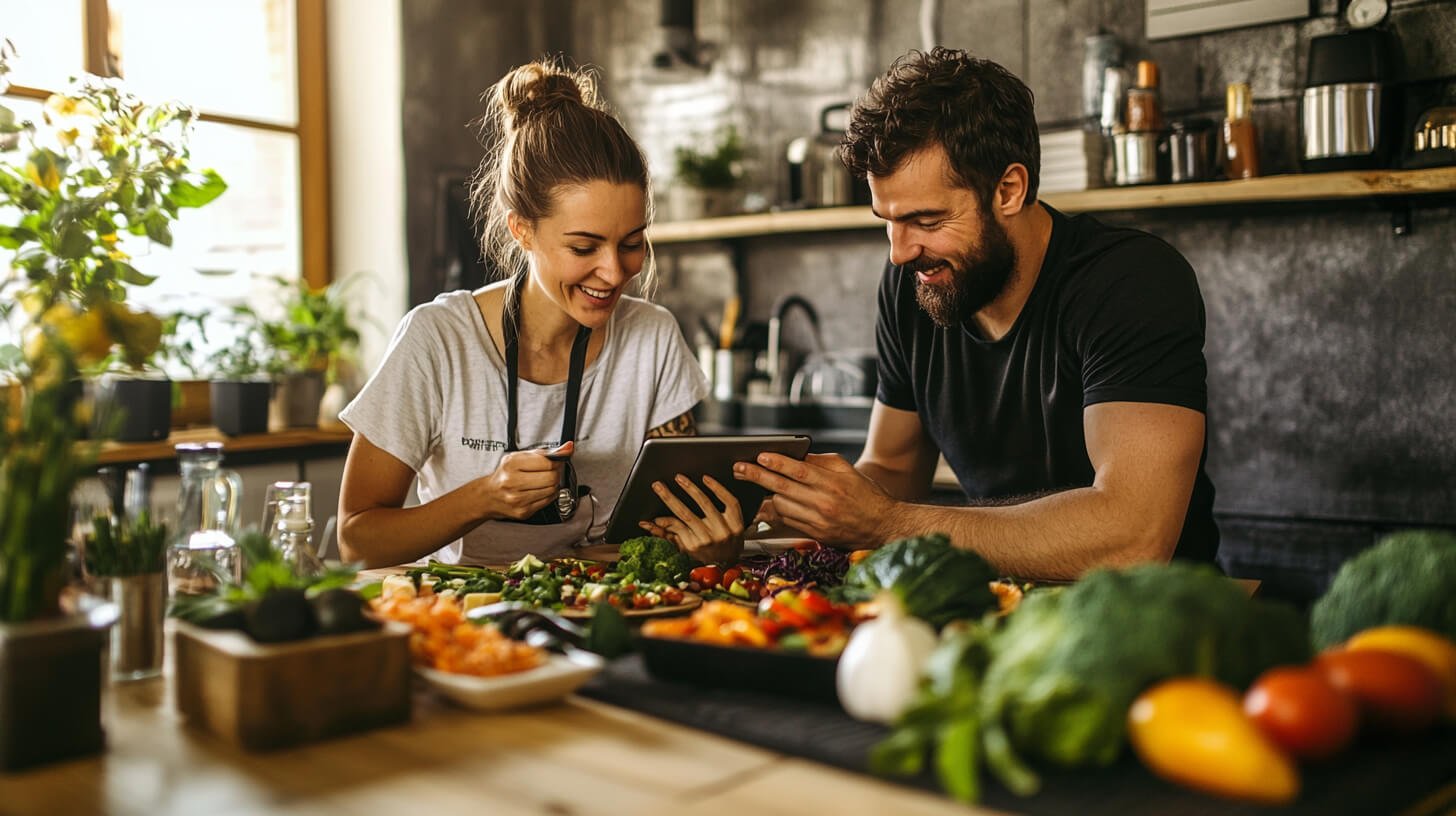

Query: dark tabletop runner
left=578, top=654, right=1456, bottom=816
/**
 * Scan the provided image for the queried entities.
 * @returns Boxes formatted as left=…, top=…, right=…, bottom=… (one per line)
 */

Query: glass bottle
left=168, top=442, right=243, bottom=597
left=1222, top=82, right=1261, bottom=179
left=1125, top=60, right=1163, bottom=133
left=268, top=484, right=322, bottom=576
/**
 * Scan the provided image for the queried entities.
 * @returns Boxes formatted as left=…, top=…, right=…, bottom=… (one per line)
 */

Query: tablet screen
left=603, top=435, right=812, bottom=545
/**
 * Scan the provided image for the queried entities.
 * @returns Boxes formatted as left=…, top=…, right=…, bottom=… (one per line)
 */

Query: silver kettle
left=785, top=103, right=867, bottom=208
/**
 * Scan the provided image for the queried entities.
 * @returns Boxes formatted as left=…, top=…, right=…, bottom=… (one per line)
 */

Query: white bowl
left=415, top=650, right=605, bottom=712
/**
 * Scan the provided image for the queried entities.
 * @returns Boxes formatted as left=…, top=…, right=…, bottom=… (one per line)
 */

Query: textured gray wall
left=401, top=0, right=1456, bottom=592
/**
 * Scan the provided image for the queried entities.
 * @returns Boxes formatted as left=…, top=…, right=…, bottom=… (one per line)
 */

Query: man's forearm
left=876, top=486, right=1177, bottom=580
left=856, top=460, right=930, bottom=502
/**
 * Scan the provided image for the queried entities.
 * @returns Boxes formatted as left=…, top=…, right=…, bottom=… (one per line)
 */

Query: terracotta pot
left=269, top=371, right=325, bottom=429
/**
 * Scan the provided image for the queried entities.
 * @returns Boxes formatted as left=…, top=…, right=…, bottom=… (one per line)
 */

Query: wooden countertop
left=92, top=426, right=354, bottom=465
left=4, top=659, right=991, bottom=816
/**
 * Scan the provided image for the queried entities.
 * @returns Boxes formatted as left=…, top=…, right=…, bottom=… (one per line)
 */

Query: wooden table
left=4, top=666, right=997, bottom=816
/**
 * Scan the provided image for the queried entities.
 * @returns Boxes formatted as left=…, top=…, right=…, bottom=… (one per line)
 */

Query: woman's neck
left=517, top=276, right=583, bottom=354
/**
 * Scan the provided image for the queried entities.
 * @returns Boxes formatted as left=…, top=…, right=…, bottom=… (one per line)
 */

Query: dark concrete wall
left=401, top=0, right=1456, bottom=598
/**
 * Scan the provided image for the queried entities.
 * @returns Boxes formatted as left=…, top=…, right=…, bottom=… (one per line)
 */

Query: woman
left=337, top=60, right=742, bottom=568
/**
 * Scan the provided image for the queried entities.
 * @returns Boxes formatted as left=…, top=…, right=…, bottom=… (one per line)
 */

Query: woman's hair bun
left=499, top=63, right=591, bottom=124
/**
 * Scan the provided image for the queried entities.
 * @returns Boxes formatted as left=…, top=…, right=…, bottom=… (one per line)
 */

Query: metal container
left=1112, top=131, right=1166, bottom=185
left=1169, top=118, right=1216, bottom=182
left=109, top=573, right=165, bottom=680
left=1302, top=82, right=1381, bottom=161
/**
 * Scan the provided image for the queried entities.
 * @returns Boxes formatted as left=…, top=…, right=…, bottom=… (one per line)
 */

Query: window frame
left=1, top=0, right=333, bottom=288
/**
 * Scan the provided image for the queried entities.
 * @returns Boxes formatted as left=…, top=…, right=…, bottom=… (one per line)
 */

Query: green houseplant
left=0, top=47, right=224, bottom=768
left=668, top=126, right=745, bottom=220
left=253, top=274, right=363, bottom=428
left=208, top=307, right=275, bottom=437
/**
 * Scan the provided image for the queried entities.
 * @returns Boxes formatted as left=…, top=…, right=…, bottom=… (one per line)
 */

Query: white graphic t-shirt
left=339, top=290, right=708, bottom=564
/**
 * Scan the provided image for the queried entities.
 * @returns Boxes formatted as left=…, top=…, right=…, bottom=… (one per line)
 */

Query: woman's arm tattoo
left=646, top=410, right=697, bottom=438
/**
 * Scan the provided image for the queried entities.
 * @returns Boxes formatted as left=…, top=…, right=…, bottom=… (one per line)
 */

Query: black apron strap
left=503, top=284, right=591, bottom=452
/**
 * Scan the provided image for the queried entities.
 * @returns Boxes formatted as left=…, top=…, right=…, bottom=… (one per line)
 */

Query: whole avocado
left=310, top=587, right=378, bottom=635
left=1311, top=529, right=1456, bottom=649
left=245, top=588, right=318, bottom=643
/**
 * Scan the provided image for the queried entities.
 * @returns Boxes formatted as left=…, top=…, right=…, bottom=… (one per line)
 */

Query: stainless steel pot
left=1302, top=82, right=1381, bottom=161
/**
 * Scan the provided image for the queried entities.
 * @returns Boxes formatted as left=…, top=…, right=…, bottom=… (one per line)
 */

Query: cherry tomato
left=721, top=566, right=743, bottom=589
left=739, top=577, right=762, bottom=599
left=661, top=587, right=685, bottom=605
left=1316, top=649, right=1444, bottom=733
left=632, top=594, right=655, bottom=610
left=689, top=565, right=721, bottom=589
left=1243, top=666, right=1359, bottom=760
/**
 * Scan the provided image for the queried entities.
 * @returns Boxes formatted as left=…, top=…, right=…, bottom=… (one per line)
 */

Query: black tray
left=637, top=634, right=840, bottom=704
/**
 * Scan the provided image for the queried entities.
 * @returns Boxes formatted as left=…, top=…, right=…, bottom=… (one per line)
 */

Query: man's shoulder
left=1051, top=211, right=1196, bottom=297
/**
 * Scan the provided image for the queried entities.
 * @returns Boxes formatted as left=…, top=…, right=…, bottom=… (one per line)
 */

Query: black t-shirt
left=875, top=205, right=1219, bottom=563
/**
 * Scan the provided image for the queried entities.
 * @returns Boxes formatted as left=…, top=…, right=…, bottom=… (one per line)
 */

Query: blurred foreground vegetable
left=1242, top=666, right=1358, bottom=759
left=837, top=533, right=997, bottom=628
left=1343, top=625, right=1456, bottom=720
left=1311, top=529, right=1456, bottom=648
left=1128, top=678, right=1300, bottom=806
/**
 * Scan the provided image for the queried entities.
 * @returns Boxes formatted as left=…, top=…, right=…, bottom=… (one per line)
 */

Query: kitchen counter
left=4, top=660, right=989, bottom=816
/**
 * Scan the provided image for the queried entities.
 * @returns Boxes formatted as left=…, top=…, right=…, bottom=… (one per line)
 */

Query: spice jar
left=1222, top=82, right=1261, bottom=179
left=1125, top=60, right=1163, bottom=133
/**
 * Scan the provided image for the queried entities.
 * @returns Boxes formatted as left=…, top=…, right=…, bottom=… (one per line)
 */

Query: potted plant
left=155, top=310, right=214, bottom=428
left=209, top=309, right=275, bottom=437
left=0, top=62, right=226, bottom=443
left=0, top=46, right=223, bottom=769
left=82, top=510, right=168, bottom=681
left=668, top=126, right=746, bottom=221
left=254, top=275, right=363, bottom=429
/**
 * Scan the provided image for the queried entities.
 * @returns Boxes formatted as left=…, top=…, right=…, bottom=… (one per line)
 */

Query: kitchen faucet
left=766, top=294, right=822, bottom=396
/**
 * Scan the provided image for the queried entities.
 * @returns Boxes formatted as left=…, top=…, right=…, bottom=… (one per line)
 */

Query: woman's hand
left=480, top=443, right=569, bottom=521
left=639, top=473, right=744, bottom=564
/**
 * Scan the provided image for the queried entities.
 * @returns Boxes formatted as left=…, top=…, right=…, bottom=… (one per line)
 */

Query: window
left=0, top=0, right=330, bottom=322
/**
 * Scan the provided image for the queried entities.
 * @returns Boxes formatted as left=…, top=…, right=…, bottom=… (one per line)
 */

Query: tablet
left=603, top=435, right=812, bottom=545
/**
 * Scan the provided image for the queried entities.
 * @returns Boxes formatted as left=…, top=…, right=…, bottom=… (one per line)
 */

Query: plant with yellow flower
left=0, top=46, right=226, bottom=622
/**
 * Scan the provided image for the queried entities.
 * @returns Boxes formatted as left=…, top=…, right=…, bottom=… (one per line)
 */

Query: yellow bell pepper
left=1127, top=677, right=1299, bottom=806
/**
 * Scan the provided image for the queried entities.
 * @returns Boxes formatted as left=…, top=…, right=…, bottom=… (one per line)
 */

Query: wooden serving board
left=173, top=620, right=412, bottom=751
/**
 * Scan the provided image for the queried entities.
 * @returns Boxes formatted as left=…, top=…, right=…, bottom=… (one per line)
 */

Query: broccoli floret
left=615, top=536, right=696, bottom=583
left=1311, top=529, right=1456, bottom=649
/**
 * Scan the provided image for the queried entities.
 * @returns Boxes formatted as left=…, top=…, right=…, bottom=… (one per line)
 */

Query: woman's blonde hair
left=470, top=58, right=656, bottom=299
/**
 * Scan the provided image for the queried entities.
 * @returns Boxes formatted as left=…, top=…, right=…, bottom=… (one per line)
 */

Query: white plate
left=416, top=650, right=605, bottom=712
left=743, top=537, right=818, bottom=554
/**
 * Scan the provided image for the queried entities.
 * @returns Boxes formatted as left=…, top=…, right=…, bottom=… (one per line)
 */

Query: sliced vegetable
left=1128, top=678, right=1300, bottom=806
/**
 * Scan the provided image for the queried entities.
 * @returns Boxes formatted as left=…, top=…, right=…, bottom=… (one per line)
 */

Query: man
left=734, top=48, right=1217, bottom=579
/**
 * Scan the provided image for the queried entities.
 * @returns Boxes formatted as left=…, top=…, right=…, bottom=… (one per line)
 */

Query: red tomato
left=721, top=566, right=743, bottom=589
left=797, top=590, right=837, bottom=619
left=631, top=594, right=655, bottom=610
left=1243, top=666, right=1359, bottom=760
left=661, top=587, right=685, bottom=605
left=689, top=565, right=722, bottom=587
left=1316, top=649, right=1444, bottom=733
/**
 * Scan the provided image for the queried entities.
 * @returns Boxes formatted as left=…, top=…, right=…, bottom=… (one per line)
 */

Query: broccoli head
left=615, top=535, right=697, bottom=583
left=1311, top=529, right=1456, bottom=649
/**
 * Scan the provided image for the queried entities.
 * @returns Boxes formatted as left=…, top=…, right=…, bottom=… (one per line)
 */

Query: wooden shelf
left=92, top=426, right=353, bottom=465
left=647, top=166, right=1456, bottom=244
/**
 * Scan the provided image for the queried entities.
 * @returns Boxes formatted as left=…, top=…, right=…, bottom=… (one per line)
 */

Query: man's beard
left=909, top=217, right=1017, bottom=329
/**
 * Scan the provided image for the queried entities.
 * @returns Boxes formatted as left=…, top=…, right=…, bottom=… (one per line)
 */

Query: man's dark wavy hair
left=839, top=47, right=1040, bottom=206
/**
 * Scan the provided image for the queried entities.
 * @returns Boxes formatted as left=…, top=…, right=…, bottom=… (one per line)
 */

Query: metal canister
left=1083, top=34, right=1123, bottom=121
left=1169, top=118, right=1216, bottom=182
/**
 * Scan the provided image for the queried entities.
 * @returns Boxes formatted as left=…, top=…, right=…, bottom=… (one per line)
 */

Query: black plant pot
left=210, top=380, right=273, bottom=436
left=94, top=377, right=173, bottom=442
left=0, top=610, right=110, bottom=771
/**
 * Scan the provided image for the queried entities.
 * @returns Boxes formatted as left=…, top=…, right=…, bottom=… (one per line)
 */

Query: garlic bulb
left=836, top=592, right=938, bottom=724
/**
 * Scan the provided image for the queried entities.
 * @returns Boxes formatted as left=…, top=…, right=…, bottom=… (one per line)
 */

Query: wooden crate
left=174, top=620, right=411, bottom=750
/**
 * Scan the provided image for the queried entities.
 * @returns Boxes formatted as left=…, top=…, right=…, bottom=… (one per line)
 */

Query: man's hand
left=734, top=452, right=898, bottom=547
